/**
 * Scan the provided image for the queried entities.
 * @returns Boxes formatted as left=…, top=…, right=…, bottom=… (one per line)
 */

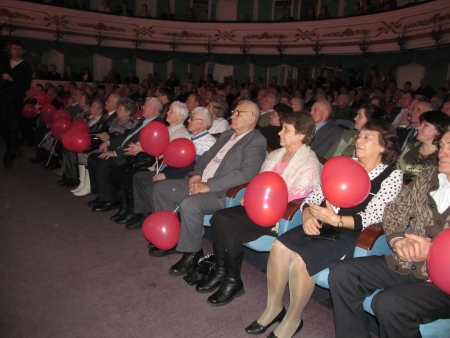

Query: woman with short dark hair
left=196, top=112, right=320, bottom=308
left=246, top=120, right=403, bottom=338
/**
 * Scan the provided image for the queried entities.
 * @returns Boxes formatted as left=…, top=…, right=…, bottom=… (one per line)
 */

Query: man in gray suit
left=310, top=100, right=345, bottom=158
left=151, top=100, right=267, bottom=276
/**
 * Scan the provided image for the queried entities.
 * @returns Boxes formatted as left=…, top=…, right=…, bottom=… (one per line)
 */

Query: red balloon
left=244, top=172, right=288, bottom=226
left=139, top=121, right=169, bottom=157
left=163, top=138, right=196, bottom=168
left=40, top=104, right=57, bottom=124
left=134, top=109, right=144, bottom=119
left=62, top=129, right=91, bottom=152
left=70, top=120, right=90, bottom=134
left=54, top=109, right=72, bottom=122
left=36, top=92, right=52, bottom=106
left=321, top=156, right=371, bottom=208
left=141, top=211, right=180, bottom=250
left=51, top=118, right=72, bottom=141
left=427, top=228, right=450, bottom=294
left=23, top=104, right=36, bottom=118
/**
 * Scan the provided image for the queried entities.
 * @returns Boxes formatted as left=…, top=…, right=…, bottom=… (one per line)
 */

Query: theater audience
left=204, top=112, right=319, bottom=306
left=259, top=103, right=292, bottom=151
left=247, top=120, right=402, bottom=338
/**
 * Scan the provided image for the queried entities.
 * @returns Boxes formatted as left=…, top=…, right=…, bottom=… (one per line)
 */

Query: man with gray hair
left=290, top=97, right=305, bottom=113
left=125, top=106, right=217, bottom=230
left=258, top=94, right=277, bottom=127
left=310, top=100, right=345, bottom=157
left=150, top=100, right=267, bottom=277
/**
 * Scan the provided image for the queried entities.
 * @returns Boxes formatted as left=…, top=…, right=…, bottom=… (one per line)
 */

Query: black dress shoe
left=115, top=212, right=138, bottom=224
left=88, top=197, right=100, bottom=207
left=245, top=307, right=286, bottom=334
left=60, top=178, right=80, bottom=188
left=169, top=250, right=203, bottom=276
left=124, top=218, right=143, bottom=230
left=92, top=201, right=119, bottom=212
left=148, top=245, right=179, bottom=257
left=267, top=319, right=303, bottom=338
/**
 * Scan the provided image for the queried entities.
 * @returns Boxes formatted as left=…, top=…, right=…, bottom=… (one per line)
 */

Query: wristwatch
left=337, top=216, right=343, bottom=228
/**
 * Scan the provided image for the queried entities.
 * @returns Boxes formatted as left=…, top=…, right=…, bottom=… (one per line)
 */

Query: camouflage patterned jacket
left=383, top=166, right=450, bottom=280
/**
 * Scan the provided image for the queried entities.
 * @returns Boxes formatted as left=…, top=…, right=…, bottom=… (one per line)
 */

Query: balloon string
left=173, top=206, right=179, bottom=213
left=155, top=158, right=159, bottom=174
left=45, top=140, right=58, bottom=166
left=38, top=131, right=51, bottom=147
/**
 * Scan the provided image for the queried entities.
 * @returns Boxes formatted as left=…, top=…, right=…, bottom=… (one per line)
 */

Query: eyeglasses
left=232, top=110, right=254, bottom=117
left=189, top=117, right=204, bottom=122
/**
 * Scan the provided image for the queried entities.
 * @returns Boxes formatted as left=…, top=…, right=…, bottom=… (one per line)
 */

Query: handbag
left=303, top=225, right=340, bottom=241
left=183, top=254, right=216, bottom=286
left=125, top=152, right=156, bottom=170
left=83, top=135, right=103, bottom=153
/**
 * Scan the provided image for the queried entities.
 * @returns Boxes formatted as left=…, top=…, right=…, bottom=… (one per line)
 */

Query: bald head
left=310, top=100, right=332, bottom=124
left=230, top=100, right=260, bottom=135
left=105, top=93, right=120, bottom=112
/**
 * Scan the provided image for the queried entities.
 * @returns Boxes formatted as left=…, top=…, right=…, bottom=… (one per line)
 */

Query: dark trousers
left=133, top=171, right=157, bottom=214
left=210, top=205, right=275, bottom=252
left=0, top=94, right=20, bottom=156
left=61, top=148, right=78, bottom=179
left=329, top=255, right=450, bottom=338
left=87, top=153, right=125, bottom=202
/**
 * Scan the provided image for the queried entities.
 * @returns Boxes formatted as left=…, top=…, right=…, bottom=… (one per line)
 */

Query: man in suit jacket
left=87, top=98, right=162, bottom=211
left=1, top=40, right=32, bottom=167
left=151, top=100, right=267, bottom=276
left=310, top=100, right=345, bottom=157
left=258, top=94, right=276, bottom=128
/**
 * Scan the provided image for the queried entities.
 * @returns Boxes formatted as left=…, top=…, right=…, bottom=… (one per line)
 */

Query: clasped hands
left=303, top=200, right=338, bottom=236
left=391, top=234, right=432, bottom=263
left=124, top=142, right=142, bottom=156
left=189, top=175, right=210, bottom=195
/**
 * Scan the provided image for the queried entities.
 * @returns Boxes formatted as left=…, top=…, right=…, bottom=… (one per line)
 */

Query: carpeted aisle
left=0, top=147, right=336, bottom=338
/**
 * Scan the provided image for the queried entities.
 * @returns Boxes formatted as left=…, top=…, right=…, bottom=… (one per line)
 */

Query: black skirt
left=277, top=226, right=360, bottom=276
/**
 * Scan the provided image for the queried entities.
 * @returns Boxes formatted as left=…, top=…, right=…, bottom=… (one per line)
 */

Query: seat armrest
left=226, top=183, right=248, bottom=199
left=356, top=223, right=385, bottom=251
left=282, top=198, right=306, bottom=221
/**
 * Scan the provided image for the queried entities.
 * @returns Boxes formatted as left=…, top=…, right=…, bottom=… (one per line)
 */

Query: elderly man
left=290, top=97, right=304, bottom=113
left=391, top=90, right=415, bottom=126
left=151, top=100, right=267, bottom=275
left=329, top=129, right=450, bottom=338
left=87, top=98, right=162, bottom=212
left=334, top=93, right=355, bottom=120
left=185, top=93, right=202, bottom=113
left=399, top=100, right=432, bottom=150
left=309, top=100, right=345, bottom=157
left=124, top=107, right=217, bottom=231
left=258, top=94, right=276, bottom=127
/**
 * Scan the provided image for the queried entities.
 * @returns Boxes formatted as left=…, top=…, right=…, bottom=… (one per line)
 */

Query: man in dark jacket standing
left=1, top=40, right=32, bottom=168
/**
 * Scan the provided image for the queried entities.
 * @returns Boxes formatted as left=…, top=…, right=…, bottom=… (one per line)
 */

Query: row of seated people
left=28, top=83, right=450, bottom=337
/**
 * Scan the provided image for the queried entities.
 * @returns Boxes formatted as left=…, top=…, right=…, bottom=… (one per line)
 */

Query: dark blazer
left=63, top=72, right=78, bottom=81
left=192, top=128, right=267, bottom=206
left=311, top=121, right=345, bottom=157
left=109, top=120, right=144, bottom=159
left=1, top=59, right=32, bottom=103
left=388, top=107, right=402, bottom=123
left=90, top=111, right=117, bottom=134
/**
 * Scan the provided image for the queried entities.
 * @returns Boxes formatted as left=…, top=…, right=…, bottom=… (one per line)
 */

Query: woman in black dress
left=245, top=120, right=403, bottom=338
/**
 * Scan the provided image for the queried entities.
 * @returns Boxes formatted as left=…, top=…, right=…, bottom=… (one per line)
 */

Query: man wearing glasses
left=150, top=100, right=267, bottom=276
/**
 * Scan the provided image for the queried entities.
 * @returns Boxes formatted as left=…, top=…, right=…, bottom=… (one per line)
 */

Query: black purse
left=83, top=135, right=103, bottom=153
left=125, top=152, right=156, bottom=170
left=183, top=254, right=216, bottom=286
left=303, top=225, right=341, bottom=241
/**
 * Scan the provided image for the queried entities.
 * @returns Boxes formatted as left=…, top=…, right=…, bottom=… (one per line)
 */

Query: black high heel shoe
left=267, top=319, right=303, bottom=338
left=245, top=307, right=286, bottom=334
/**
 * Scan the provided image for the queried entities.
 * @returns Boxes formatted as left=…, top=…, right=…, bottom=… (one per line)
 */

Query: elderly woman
left=397, top=111, right=450, bottom=183
left=246, top=120, right=403, bottom=338
left=72, top=98, right=138, bottom=196
left=199, top=113, right=320, bottom=307
left=325, top=103, right=385, bottom=159
left=259, top=103, right=293, bottom=151
left=207, top=95, right=229, bottom=134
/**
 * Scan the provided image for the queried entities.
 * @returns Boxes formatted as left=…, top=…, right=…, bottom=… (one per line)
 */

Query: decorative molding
left=43, top=15, right=69, bottom=28
left=407, top=13, right=450, bottom=29
left=0, top=8, right=34, bottom=20
left=323, top=28, right=368, bottom=38
left=214, top=30, right=236, bottom=41
left=375, top=20, right=403, bottom=37
left=293, top=29, right=317, bottom=41
left=162, top=30, right=207, bottom=38
left=133, top=26, right=155, bottom=37
left=245, top=32, right=287, bottom=40
left=77, top=22, right=125, bottom=32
